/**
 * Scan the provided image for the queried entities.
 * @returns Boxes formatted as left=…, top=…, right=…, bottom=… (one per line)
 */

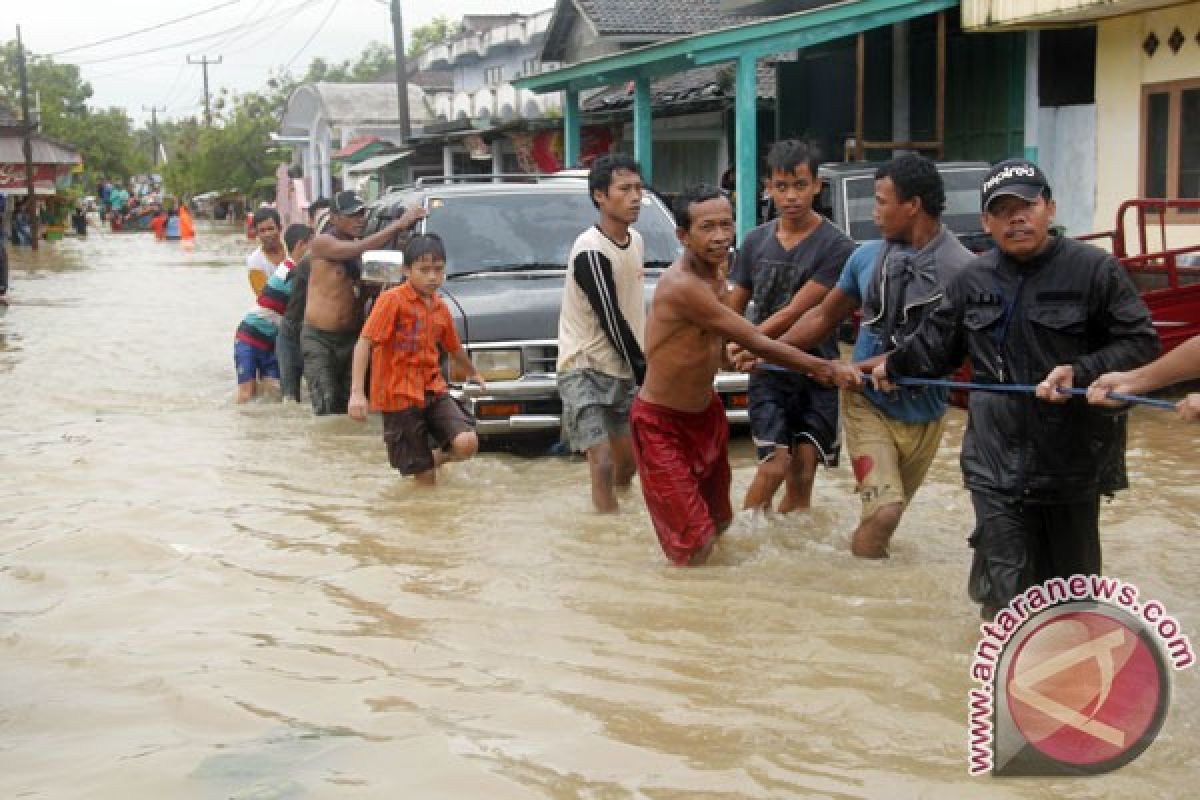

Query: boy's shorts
left=841, top=390, right=946, bottom=520
left=630, top=392, right=733, bottom=566
left=382, top=393, right=476, bottom=475
left=234, top=339, right=280, bottom=385
left=558, top=368, right=636, bottom=452
left=747, top=369, right=840, bottom=466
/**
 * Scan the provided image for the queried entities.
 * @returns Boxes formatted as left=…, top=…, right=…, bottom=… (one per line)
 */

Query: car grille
left=522, top=343, right=558, bottom=376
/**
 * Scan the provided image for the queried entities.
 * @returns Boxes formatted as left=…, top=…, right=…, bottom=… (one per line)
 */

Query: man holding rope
left=872, top=159, right=1159, bottom=617
left=756, top=154, right=974, bottom=558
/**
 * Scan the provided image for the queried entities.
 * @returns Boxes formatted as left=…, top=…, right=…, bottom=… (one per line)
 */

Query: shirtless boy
left=632, top=185, right=835, bottom=566
left=304, top=190, right=426, bottom=414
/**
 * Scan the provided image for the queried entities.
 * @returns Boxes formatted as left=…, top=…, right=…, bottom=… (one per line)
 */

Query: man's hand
left=870, top=360, right=897, bottom=392
left=348, top=390, right=369, bottom=421
left=826, top=361, right=866, bottom=391
left=1086, top=370, right=1136, bottom=408
left=1178, top=393, right=1200, bottom=422
left=467, top=371, right=488, bottom=392
left=727, top=342, right=760, bottom=373
left=1036, top=364, right=1075, bottom=404
left=396, top=206, right=429, bottom=229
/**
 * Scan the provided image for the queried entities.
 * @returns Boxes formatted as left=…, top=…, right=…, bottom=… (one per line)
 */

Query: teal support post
left=735, top=53, right=757, bottom=244
left=633, top=77, right=653, bottom=184
left=564, top=88, right=581, bottom=168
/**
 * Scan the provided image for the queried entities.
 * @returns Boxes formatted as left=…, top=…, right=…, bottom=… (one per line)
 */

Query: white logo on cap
left=983, top=164, right=1038, bottom=194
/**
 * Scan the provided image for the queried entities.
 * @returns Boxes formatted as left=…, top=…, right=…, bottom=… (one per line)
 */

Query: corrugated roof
left=0, top=131, right=83, bottom=165
left=311, top=82, right=434, bottom=124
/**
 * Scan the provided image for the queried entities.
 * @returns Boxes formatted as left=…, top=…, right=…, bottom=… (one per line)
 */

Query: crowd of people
left=231, top=149, right=1200, bottom=618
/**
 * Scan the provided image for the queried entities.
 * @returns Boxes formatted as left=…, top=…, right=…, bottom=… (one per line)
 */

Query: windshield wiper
left=448, top=263, right=565, bottom=278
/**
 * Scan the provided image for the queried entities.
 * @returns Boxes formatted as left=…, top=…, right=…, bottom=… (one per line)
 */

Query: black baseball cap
left=981, top=158, right=1050, bottom=211
left=331, top=190, right=366, bottom=215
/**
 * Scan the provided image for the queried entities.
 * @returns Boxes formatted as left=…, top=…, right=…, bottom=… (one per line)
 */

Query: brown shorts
left=382, top=393, right=475, bottom=475
left=841, top=390, right=946, bottom=519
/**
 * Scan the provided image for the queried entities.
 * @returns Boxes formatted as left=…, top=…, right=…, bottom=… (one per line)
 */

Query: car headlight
left=472, top=349, right=522, bottom=381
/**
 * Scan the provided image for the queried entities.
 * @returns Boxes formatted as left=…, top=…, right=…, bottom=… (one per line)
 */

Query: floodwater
left=1, top=223, right=1197, bottom=799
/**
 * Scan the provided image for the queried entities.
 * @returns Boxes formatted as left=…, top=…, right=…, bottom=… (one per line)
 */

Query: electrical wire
left=67, top=0, right=324, bottom=66
left=282, top=0, right=344, bottom=73
left=47, top=1, right=244, bottom=56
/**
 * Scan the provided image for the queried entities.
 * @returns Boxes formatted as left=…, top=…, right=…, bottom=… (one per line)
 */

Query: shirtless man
left=632, top=184, right=835, bottom=566
left=303, top=190, right=426, bottom=415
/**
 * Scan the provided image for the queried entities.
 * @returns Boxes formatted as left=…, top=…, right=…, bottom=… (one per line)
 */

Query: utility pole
left=389, top=0, right=411, bottom=141
left=187, top=55, right=222, bottom=126
left=143, top=105, right=165, bottom=166
left=16, top=25, right=39, bottom=251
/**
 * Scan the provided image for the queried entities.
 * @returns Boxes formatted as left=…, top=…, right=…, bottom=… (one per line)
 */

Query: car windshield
left=843, top=167, right=989, bottom=242
left=422, top=190, right=683, bottom=276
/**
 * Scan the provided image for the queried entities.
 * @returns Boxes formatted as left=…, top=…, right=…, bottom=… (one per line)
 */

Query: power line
left=48, top=1, right=243, bottom=56
left=282, top=0, right=344, bottom=73
left=66, top=0, right=323, bottom=66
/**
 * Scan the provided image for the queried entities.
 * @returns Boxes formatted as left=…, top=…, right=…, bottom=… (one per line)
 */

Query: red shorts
left=630, top=392, right=733, bottom=565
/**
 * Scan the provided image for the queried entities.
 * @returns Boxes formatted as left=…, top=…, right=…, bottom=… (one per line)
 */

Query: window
left=483, top=66, right=504, bottom=85
left=1142, top=79, right=1200, bottom=219
left=521, top=58, right=540, bottom=76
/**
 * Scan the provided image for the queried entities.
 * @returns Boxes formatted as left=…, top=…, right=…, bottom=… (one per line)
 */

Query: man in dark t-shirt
left=726, top=140, right=856, bottom=515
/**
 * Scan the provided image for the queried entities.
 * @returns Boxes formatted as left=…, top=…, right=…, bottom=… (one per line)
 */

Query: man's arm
left=758, top=280, right=834, bottom=339
left=778, top=288, right=859, bottom=350
left=1089, top=334, right=1200, bottom=405
left=1072, top=257, right=1162, bottom=387
left=311, top=209, right=427, bottom=263
left=665, top=275, right=831, bottom=378
left=572, top=249, right=646, bottom=384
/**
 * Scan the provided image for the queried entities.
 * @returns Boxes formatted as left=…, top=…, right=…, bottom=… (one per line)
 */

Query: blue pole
left=734, top=53, right=757, bottom=244
left=633, top=77, right=653, bottom=184
left=563, top=88, right=581, bottom=169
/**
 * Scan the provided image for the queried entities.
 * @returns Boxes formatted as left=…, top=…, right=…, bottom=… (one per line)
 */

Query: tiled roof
left=580, top=61, right=778, bottom=113
left=576, top=0, right=756, bottom=35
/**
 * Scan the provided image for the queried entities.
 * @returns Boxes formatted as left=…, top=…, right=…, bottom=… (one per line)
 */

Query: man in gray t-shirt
left=726, top=140, right=855, bottom=515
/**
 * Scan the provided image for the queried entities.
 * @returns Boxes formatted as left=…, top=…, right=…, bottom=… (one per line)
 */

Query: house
left=276, top=82, right=435, bottom=199
left=276, top=10, right=567, bottom=195
left=519, top=0, right=1045, bottom=239
left=538, top=0, right=765, bottom=191
left=406, top=10, right=565, bottom=177
left=962, top=0, right=1199, bottom=243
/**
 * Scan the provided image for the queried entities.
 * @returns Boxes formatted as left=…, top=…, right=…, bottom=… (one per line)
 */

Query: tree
left=409, top=16, right=456, bottom=57
left=0, top=41, right=149, bottom=184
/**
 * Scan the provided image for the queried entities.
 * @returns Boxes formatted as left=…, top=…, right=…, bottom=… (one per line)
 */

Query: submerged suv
left=361, top=175, right=749, bottom=436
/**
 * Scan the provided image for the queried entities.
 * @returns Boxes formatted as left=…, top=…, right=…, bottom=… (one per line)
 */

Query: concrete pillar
left=1024, top=31, right=1040, bottom=163
left=564, top=89, right=580, bottom=169
left=892, top=22, right=911, bottom=154
left=443, top=144, right=454, bottom=176
left=633, top=78, right=653, bottom=184
left=735, top=53, right=757, bottom=244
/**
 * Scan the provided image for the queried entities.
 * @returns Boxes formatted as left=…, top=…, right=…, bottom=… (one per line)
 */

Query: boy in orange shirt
left=348, top=234, right=486, bottom=485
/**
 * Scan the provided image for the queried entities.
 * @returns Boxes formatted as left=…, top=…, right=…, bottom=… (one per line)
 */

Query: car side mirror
left=361, top=249, right=405, bottom=287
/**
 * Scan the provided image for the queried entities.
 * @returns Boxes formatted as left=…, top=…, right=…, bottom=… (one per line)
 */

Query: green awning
left=515, top=0, right=957, bottom=94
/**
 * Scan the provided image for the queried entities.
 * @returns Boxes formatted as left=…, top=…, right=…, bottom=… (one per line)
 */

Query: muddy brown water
left=1, top=224, right=1197, bottom=799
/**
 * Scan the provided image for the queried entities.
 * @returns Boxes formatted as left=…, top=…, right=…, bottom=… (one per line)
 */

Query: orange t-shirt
left=360, top=282, right=462, bottom=412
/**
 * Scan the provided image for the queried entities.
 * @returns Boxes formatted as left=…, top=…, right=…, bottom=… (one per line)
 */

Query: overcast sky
left=12, top=0, right=553, bottom=127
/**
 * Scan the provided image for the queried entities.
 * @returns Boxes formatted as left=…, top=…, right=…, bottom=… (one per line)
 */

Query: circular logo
left=1004, top=607, right=1170, bottom=772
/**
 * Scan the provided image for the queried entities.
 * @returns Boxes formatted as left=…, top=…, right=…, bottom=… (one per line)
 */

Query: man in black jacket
left=872, top=159, right=1160, bottom=616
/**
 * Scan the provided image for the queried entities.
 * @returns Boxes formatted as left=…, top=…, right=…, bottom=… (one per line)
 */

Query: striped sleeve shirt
left=555, top=225, right=646, bottom=383
left=235, top=258, right=295, bottom=351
